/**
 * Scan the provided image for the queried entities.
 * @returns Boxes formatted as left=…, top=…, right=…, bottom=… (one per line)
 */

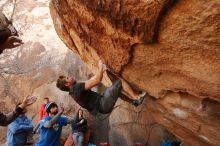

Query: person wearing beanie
left=36, top=102, right=74, bottom=146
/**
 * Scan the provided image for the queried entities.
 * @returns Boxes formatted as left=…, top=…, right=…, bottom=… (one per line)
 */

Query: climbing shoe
left=132, top=91, right=147, bottom=107
left=138, top=91, right=146, bottom=99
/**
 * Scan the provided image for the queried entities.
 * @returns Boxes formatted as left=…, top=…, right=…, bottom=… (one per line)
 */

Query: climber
left=36, top=102, right=74, bottom=146
left=56, top=60, right=147, bottom=116
left=0, top=26, right=23, bottom=53
left=0, top=95, right=37, bottom=126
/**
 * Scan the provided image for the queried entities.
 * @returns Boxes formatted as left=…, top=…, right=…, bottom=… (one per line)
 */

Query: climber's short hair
left=56, top=75, right=69, bottom=91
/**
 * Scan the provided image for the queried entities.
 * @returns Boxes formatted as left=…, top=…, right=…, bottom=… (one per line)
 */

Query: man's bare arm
left=85, top=61, right=107, bottom=90
left=43, top=112, right=62, bottom=128
left=66, top=118, right=74, bottom=124
left=0, top=110, right=20, bottom=126
left=0, top=95, right=37, bottom=126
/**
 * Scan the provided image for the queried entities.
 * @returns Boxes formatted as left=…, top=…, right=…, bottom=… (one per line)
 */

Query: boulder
left=49, top=0, right=220, bottom=145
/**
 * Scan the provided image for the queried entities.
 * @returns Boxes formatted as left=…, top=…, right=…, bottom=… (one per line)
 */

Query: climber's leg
left=99, top=80, right=122, bottom=114
left=120, top=78, right=140, bottom=99
left=104, top=65, right=147, bottom=107
left=120, top=78, right=147, bottom=106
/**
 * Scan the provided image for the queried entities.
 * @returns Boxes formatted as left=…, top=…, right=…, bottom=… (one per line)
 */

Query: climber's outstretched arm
left=85, top=61, right=107, bottom=90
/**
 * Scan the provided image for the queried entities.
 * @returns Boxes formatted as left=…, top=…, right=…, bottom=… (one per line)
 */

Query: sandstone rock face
left=50, top=0, right=220, bottom=145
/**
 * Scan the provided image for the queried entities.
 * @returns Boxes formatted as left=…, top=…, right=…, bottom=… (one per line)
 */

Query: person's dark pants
left=99, top=80, right=122, bottom=114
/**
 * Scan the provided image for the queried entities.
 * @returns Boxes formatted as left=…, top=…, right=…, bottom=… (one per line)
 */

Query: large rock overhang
left=49, top=0, right=220, bottom=145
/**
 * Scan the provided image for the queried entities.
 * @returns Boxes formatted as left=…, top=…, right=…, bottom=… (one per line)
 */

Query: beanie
left=45, top=102, right=58, bottom=113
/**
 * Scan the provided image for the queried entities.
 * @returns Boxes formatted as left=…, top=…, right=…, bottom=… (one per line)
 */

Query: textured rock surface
left=50, top=0, right=220, bottom=145
left=0, top=0, right=91, bottom=145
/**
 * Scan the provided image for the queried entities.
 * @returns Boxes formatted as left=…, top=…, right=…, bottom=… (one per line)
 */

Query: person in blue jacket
left=36, top=102, right=74, bottom=146
left=7, top=107, right=34, bottom=146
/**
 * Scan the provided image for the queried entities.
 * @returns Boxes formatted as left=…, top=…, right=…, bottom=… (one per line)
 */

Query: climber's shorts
left=99, top=80, right=122, bottom=114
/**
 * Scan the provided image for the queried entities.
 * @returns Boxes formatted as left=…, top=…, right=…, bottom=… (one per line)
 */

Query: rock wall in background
left=0, top=0, right=92, bottom=145
left=49, top=0, right=220, bottom=146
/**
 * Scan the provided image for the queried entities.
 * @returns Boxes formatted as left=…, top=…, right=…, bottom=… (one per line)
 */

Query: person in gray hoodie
left=7, top=106, right=34, bottom=146
left=0, top=95, right=37, bottom=126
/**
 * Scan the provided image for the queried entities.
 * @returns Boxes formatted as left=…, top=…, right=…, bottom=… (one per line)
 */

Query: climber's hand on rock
left=98, top=60, right=103, bottom=69
left=98, top=60, right=107, bottom=72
